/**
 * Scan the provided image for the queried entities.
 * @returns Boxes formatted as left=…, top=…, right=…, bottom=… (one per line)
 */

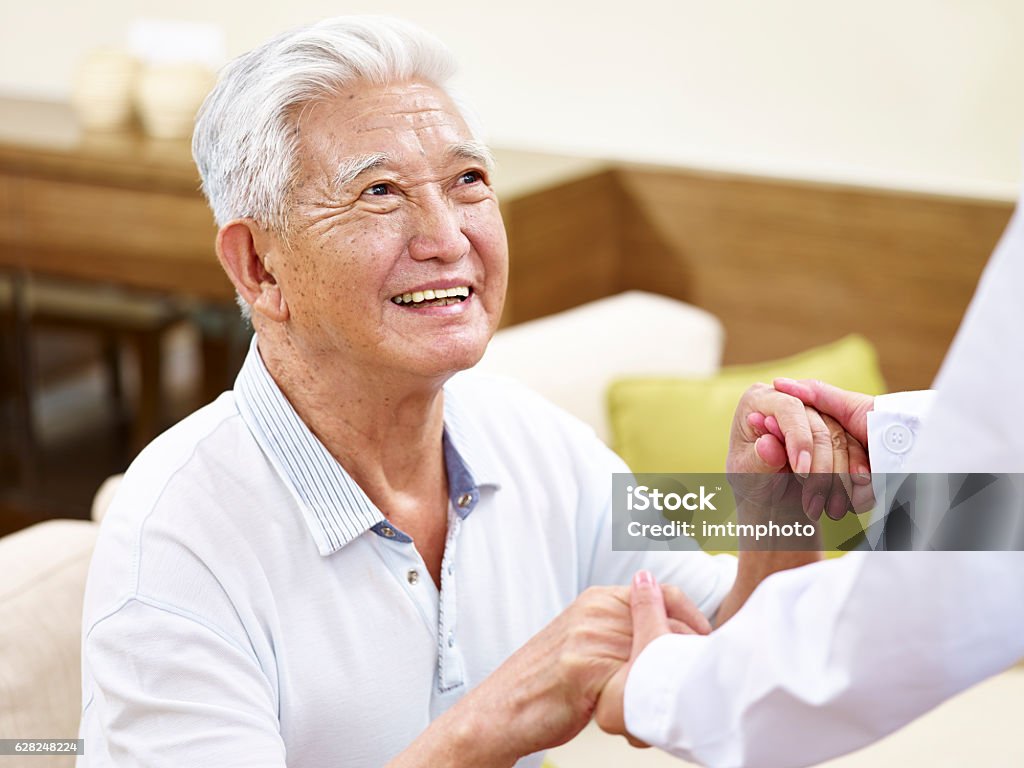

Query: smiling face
left=265, top=80, right=508, bottom=384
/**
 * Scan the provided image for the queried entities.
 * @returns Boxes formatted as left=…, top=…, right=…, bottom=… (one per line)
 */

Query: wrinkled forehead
left=292, top=80, right=476, bottom=178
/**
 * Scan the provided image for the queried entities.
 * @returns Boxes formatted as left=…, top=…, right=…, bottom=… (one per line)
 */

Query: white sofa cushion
left=475, top=291, right=724, bottom=442
left=0, top=519, right=97, bottom=765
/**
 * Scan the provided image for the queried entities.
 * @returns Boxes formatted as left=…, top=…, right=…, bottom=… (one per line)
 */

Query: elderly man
left=78, top=16, right=880, bottom=768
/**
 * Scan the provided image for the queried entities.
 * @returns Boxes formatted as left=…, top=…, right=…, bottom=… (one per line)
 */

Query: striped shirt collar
left=234, top=337, right=501, bottom=556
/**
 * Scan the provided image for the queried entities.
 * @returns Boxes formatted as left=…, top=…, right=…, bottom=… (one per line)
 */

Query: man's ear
left=216, top=219, right=289, bottom=322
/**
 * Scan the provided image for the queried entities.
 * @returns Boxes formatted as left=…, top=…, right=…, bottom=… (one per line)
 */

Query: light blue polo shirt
left=78, top=340, right=737, bottom=767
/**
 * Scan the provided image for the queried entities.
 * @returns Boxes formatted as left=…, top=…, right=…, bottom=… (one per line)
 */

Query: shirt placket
left=437, top=505, right=465, bottom=694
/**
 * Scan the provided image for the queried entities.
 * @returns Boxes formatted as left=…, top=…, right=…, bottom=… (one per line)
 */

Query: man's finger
left=630, top=571, right=671, bottom=659
left=661, top=584, right=712, bottom=635
left=754, top=433, right=788, bottom=469
left=820, top=413, right=853, bottom=520
left=773, top=378, right=874, bottom=447
left=802, top=406, right=834, bottom=520
left=846, top=432, right=872, bottom=485
left=749, top=412, right=790, bottom=468
left=763, top=414, right=785, bottom=443
left=668, top=618, right=698, bottom=635
left=844, top=435, right=877, bottom=513
left=745, top=387, right=815, bottom=476
left=747, top=411, right=768, bottom=435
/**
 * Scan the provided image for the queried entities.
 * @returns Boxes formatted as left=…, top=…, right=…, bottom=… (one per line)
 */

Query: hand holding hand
left=772, top=378, right=875, bottom=447
left=730, top=382, right=874, bottom=520
left=454, top=583, right=710, bottom=762
left=594, top=571, right=673, bottom=745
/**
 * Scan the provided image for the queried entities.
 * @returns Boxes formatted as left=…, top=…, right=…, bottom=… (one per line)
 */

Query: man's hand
left=393, top=583, right=710, bottom=767
left=767, top=378, right=877, bottom=518
left=466, top=584, right=710, bottom=759
left=594, top=571, right=672, bottom=745
left=730, top=382, right=871, bottom=521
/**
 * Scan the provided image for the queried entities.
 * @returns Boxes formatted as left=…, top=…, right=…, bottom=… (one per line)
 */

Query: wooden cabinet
left=0, top=99, right=228, bottom=300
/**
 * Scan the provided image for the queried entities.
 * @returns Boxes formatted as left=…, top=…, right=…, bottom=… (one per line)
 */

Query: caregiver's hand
left=594, top=571, right=672, bottom=746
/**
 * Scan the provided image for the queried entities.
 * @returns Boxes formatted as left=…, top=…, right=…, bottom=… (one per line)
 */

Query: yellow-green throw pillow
left=608, top=334, right=886, bottom=474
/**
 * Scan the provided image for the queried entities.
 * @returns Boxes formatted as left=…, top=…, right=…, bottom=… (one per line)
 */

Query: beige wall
left=3, top=0, right=1022, bottom=198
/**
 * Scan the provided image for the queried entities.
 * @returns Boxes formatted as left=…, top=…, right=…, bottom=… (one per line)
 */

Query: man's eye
left=365, top=183, right=393, bottom=196
left=459, top=170, right=483, bottom=185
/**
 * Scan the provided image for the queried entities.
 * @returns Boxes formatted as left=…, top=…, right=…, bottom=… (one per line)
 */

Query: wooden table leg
left=131, top=328, right=162, bottom=454
left=6, top=273, right=37, bottom=488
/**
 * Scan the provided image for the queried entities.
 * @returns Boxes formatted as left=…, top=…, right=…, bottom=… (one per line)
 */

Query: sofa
left=2, top=290, right=1021, bottom=768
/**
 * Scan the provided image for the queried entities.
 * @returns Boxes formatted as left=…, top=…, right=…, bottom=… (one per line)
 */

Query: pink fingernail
left=634, top=570, right=654, bottom=588
left=796, top=450, right=812, bottom=477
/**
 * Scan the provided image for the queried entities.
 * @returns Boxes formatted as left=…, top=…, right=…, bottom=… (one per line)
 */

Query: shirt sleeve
left=623, top=551, right=1024, bottom=768
left=79, top=597, right=286, bottom=768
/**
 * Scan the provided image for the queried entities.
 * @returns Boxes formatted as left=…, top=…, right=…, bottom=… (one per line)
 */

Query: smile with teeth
left=391, top=286, right=472, bottom=307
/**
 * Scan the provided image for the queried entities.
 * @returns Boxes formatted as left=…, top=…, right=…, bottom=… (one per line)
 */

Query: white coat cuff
left=867, top=390, right=935, bottom=472
left=624, top=633, right=708, bottom=757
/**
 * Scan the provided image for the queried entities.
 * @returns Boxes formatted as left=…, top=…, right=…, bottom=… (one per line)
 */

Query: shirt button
left=406, top=569, right=420, bottom=585
left=447, top=632, right=455, bottom=648
left=883, top=424, right=913, bottom=455
left=447, top=564, right=453, bottom=576
left=457, top=492, right=473, bottom=509
left=380, top=526, right=396, bottom=538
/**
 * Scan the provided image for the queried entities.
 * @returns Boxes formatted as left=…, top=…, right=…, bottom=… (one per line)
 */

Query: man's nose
left=408, top=196, right=471, bottom=262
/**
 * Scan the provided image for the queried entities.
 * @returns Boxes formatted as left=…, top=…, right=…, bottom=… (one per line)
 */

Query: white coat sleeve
left=623, top=551, right=1024, bottom=768
left=621, top=396, right=1022, bottom=767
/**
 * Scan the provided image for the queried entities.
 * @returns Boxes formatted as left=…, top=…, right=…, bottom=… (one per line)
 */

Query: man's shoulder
left=95, top=391, right=279, bottom=562
left=112, top=392, right=247, bottom=515
left=83, top=392, right=285, bottom=625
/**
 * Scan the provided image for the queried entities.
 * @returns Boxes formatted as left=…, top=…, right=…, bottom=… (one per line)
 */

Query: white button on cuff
left=883, top=423, right=913, bottom=454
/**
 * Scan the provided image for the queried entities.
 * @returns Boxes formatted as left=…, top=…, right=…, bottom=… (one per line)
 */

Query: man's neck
left=255, top=334, right=449, bottom=510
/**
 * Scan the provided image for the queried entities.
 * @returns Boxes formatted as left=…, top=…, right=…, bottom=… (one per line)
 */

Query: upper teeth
left=392, top=286, right=471, bottom=304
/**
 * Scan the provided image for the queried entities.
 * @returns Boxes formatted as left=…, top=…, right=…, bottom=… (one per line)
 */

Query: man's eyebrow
left=333, top=152, right=390, bottom=189
left=332, top=142, right=494, bottom=190
left=446, top=141, right=495, bottom=171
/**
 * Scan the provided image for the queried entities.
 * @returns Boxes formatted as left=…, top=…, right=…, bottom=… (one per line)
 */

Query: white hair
left=192, top=15, right=482, bottom=234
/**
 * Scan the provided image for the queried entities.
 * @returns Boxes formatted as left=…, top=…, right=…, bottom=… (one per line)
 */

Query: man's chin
left=395, top=336, right=490, bottom=382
